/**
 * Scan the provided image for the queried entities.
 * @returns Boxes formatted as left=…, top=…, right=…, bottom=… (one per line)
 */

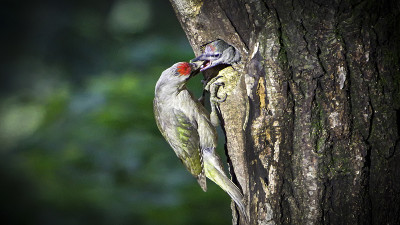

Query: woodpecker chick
left=154, top=62, right=248, bottom=222
left=191, top=40, right=241, bottom=127
left=191, top=39, right=241, bottom=71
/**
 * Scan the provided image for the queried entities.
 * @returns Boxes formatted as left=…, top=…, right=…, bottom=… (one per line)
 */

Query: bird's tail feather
left=203, top=148, right=248, bottom=223
left=197, top=172, right=207, bottom=192
left=219, top=174, right=248, bottom=223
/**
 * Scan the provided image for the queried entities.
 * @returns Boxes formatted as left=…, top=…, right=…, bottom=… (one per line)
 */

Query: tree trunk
left=169, top=0, right=400, bottom=224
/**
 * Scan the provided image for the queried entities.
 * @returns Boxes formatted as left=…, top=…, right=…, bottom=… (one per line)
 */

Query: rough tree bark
left=169, top=0, right=400, bottom=224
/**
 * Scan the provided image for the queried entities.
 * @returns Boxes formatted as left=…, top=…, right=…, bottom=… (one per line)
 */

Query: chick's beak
left=189, top=61, right=204, bottom=77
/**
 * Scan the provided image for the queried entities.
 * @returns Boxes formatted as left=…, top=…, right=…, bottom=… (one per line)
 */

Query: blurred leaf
left=0, top=102, right=45, bottom=148
left=107, top=0, right=151, bottom=35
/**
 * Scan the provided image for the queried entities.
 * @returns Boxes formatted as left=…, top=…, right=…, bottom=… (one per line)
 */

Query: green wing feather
left=172, top=108, right=206, bottom=191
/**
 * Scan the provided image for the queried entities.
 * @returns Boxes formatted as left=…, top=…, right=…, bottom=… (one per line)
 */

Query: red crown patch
left=177, top=62, right=191, bottom=76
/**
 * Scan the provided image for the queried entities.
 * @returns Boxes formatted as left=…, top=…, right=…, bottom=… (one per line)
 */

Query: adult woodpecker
left=191, top=39, right=240, bottom=71
left=153, top=62, right=247, bottom=221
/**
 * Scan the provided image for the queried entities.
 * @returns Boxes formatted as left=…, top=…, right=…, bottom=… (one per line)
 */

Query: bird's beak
left=191, top=58, right=214, bottom=72
left=191, top=61, right=203, bottom=70
left=190, top=55, right=203, bottom=63
left=191, top=53, right=221, bottom=72
left=189, top=61, right=204, bottom=77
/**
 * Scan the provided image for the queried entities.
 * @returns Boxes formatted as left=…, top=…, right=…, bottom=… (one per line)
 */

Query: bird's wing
left=172, top=108, right=207, bottom=191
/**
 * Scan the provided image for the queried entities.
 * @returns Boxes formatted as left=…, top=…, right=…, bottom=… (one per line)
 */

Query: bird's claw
left=213, top=81, right=224, bottom=87
left=212, top=93, right=227, bottom=103
left=209, top=81, right=226, bottom=103
left=204, top=75, right=223, bottom=91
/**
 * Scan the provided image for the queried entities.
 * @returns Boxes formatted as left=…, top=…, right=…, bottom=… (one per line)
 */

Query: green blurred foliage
left=0, top=0, right=231, bottom=224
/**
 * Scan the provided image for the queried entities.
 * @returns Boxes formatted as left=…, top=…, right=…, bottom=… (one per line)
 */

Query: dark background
left=0, top=0, right=231, bottom=224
